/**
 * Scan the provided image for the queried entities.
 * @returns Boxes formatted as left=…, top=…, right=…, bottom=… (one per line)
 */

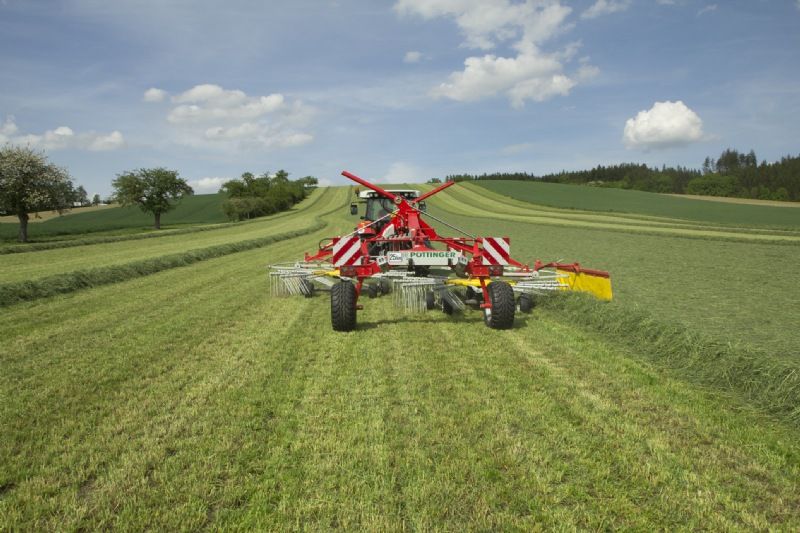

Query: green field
left=0, top=193, right=228, bottom=242
left=473, top=180, right=800, bottom=229
left=2, top=184, right=800, bottom=529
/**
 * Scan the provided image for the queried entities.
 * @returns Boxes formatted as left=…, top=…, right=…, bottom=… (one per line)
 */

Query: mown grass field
left=0, top=187, right=340, bottom=285
left=474, top=180, right=800, bottom=229
left=0, top=193, right=228, bottom=242
left=2, top=184, right=800, bottom=529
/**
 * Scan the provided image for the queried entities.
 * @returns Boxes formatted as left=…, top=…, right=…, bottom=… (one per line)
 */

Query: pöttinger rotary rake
left=269, top=170, right=613, bottom=331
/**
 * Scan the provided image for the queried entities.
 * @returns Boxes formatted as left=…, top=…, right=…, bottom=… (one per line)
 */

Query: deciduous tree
left=0, top=145, right=74, bottom=242
left=112, top=167, right=193, bottom=229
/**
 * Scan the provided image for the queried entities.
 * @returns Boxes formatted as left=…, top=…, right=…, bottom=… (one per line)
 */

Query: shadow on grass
left=356, top=309, right=533, bottom=330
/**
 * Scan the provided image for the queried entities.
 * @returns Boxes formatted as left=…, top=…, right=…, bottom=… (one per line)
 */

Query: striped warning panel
left=332, top=235, right=363, bottom=266
left=481, top=237, right=510, bottom=265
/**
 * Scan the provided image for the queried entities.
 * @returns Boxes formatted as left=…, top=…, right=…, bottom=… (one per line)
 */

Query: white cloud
left=657, top=0, right=676, bottom=5
left=188, top=176, right=229, bottom=193
left=581, top=0, right=631, bottom=20
left=403, top=50, right=423, bottom=63
left=143, top=88, right=168, bottom=102
left=160, top=84, right=314, bottom=150
left=623, top=100, right=705, bottom=149
left=395, top=0, right=593, bottom=107
left=1, top=115, right=18, bottom=136
left=0, top=116, right=125, bottom=151
left=697, top=4, right=717, bottom=16
left=87, top=131, right=126, bottom=151
left=381, top=161, right=425, bottom=183
left=796, top=0, right=800, bottom=11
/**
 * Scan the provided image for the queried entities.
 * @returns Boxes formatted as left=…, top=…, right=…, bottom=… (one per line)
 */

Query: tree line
left=445, top=149, right=800, bottom=202
left=1, top=145, right=317, bottom=242
left=220, top=171, right=317, bottom=221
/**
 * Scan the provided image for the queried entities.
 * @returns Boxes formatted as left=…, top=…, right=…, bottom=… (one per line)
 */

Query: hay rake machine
left=269, top=170, right=612, bottom=331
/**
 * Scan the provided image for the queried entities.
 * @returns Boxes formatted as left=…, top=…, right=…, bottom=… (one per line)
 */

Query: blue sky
left=1, top=0, right=799, bottom=196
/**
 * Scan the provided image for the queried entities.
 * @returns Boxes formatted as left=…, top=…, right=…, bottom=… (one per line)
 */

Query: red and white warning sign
left=332, top=235, right=363, bottom=266
left=481, top=237, right=510, bottom=265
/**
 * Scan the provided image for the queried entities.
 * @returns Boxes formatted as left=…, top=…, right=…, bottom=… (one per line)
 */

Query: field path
left=2, top=208, right=799, bottom=530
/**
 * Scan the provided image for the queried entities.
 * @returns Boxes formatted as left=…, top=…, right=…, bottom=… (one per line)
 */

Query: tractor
left=269, top=170, right=612, bottom=331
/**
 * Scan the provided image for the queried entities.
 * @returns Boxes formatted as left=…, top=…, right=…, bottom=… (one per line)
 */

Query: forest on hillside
left=444, top=149, right=800, bottom=202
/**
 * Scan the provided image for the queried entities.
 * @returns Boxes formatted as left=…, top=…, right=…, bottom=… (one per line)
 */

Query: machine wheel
left=300, top=278, right=315, bottom=298
left=441, top=297, right=454, bottom=315
left=425, top=290, right=436, bottom=310
left=379, top=277, right=392, bottom=295
left=519, top=293, right=534, bottom=313
left=483, top=281, right=515, bottom=329
left=331, top=281, right=357, bottom=332
left=367, top=283, right=378, bottom=299
left=414, top=266, right=430, bottom=277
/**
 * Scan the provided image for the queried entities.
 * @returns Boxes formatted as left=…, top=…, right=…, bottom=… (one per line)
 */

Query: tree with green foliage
left=427, top=177, right=442, bottom=184
left=220, top=169, right=308, bottom=221
left=0, top=145, right=75, bottom=242
left=75, top=185, right=89, bottom=206
left=92, top=193, right=101, bottom=206
left=112, top=167, right=193, bottom=229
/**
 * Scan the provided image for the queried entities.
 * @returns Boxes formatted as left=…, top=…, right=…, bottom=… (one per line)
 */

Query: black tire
left=519, top=293, right=534, bottom=313
left=465, top=286, right=477, bottom=300
left=425, top=290, right=436, bottom=310
left=300, top=278, right=315, bottom=299
left=441, top=297, right=454, bottom=315
left=331, top=281, right=357, bottom=332
left=379, top=277, right=392, bottom=295
left=367, top=284, right=378, bottom=299
left=483, top=281, right=515, bottom=329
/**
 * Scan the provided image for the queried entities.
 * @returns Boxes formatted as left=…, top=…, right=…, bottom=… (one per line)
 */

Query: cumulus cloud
left=143, top=88, right=168, bottom=102
left=155, top=84, right=314, bottom=150
left=581, top=0, right=631, bottom=20
left=404, top=51, right=423, bottom=63
left=188, top=176, right=230, bottom=193
left=395, top=0, right=594, bottom=107
left=623, top=101, right=705, bottom=149
left=0, top=116, right=125, bottom=151
left=381, top=161, right=425, bottom=183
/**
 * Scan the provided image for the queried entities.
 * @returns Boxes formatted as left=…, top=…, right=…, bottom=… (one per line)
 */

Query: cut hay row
left=0, top=187, right=349, bottom=284
left=2, top=219, right=800, bottom=530
left=0, top=185, right=334, bottom=255
left=429, top=182, right=800, bottom=243
left=474, top=180, right=800, bottom=229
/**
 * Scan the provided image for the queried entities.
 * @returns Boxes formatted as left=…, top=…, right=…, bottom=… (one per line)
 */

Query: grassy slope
left=0, top=193, right=228, bottom=241
left=424, top=185, right=800, bottom=357
left=435, top=183, right=800, bottom=241
left=2, top=208, right=800, bottom=530
left=0, top=204, right=118, bottom=223
left=0, top=188, right=344, bottom=284
left=474, top=180, right=800, bottom=229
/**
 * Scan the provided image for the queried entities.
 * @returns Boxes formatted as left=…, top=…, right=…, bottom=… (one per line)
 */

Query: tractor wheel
left=483, top=281, right=515, bottom=329
left=331, top=281, right=357, bottom=332
left=519, top=293, right=534, bottom=313
left=367, top=283, right=378, bottom=299
left=425, top=290, right=436, bottom=310
left=379, top=277, right=392, bottom=295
